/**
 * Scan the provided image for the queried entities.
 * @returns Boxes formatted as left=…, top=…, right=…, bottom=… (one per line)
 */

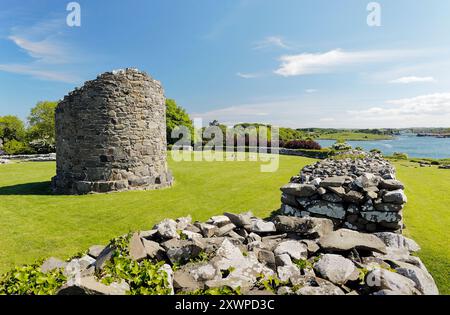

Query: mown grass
left=0, top=153, right=312, bottom=274
left=0, top=155, right=448, bottom=294
left=393, top=161, right=450, bottom=294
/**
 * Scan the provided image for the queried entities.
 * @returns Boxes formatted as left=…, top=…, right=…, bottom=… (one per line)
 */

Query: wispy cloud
left=389, top=76, right=436, bottom=84
left=305, top=89, right=318, bottom=93
left=348, top=93, right=450, bottom=126
left=8, top=35, right=68, bottom=64
left=0, top=64, right=77, bottom=83
left=253, top=36, right=290, bottom=50
left=0, top=18, right=79, bottom=82
left=236, top=72, right=261, bottom=79
left=274, top=49, right=418, bottom=77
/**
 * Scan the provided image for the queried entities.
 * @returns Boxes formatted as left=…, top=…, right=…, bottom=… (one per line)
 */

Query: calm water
left=317, top=135, right=450, bottom=159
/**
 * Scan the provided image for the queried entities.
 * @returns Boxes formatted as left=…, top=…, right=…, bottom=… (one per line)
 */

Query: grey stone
left=277, top=265, right=301, bottom=282
left=176, top=216, right=192, bottom=230
left=196, top=223, right=218, bottom=238
left=322, top=193, right=343, bottom=203
left=41, top=257, right=67, bottom=273
left=360, top=211, right=401, bottom=223
left=301, top=240, right=320, bottom=253
left=280, top=183, right=317, bottom=197
left=139, top=229, right=158, bottom=239
left=190, top=264, right=219, bottom=281
left=344, top=190, right=365, bottom=204
left=320, top=176, right=347, bottom=187
left=319, top=229, right=387, bottom=254
left=181, top=230, right=203, bottom=240
left=275, top=254, right=293, bottom=267
left=355, top=173, right=380, bottom=188
left=383, top=189, right=407, bottom=204
left=272, top=215, right=334, bottom=238
left=258, top=250, right=276, bottom=270
left=216, top=223, right=237, bottom=236
left=88, top=245, right=105, bottom=259
left=296, top=279, right=345, bottom=295
left=395, top=262, right=439, bottom=295
left=365, top=269, right=419, bottom=295
left=161, top=239, right=203, bottom=264
left=274, top=240, right=308, bottom=260
left=173, top=270, right=202, bottom=291
left=374, top=203, right=403, bottom=212
left=380, top=179, right=404, bottom=190
left=95, top=244, right=116, bottom=271
left=207, top=215, right=231, bottom=227
left=305, top=200, right=346, bottom=219
left=250, top=219, right=276, bottom=233
left=155, top=219, right=179, bottom=239
left=223, top=212, right=252, bottom=227
left=327, top=186, right=346, bottom=196
left=129, top=232, right=146, bottom=261
left=142, top=239, right=165, bottom=259
left=58, top=277, right=130, bottom=295
left=313, top=254, right=358, bottom=285
left=374, top=232, right=421, bottom=252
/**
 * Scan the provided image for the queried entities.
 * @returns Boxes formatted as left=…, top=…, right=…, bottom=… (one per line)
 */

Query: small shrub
left=2, top=139, right=30, bottom=155
left=392, top=152, right=408, bottom=160
left=0, top=261, right=66, bottom=295
left=281, top=140, right=322, bottom=150
left=331, top=141, right=352, bottom=151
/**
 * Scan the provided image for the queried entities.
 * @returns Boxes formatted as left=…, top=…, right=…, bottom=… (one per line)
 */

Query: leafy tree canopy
left=166, top=99, right=194, bottom=145
left=27, top=101, right=58, bottom=142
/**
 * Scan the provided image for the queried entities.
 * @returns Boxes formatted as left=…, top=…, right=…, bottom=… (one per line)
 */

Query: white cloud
left=236, top=72, right=260, bottom=79
left=0, top=64, right=78, bottom=83
left=274, top=49, right=417, bottom=77
left=8, top=35, right=68, bottom=64
left=254, top=36, right=290, bottom=50
left=305, top=89, right=318, bottom=93
left=348, top=93, right=450, bottom=126
left=389, top=76, right=436, bottom=84
left=0, top=18, right=79, bottom=82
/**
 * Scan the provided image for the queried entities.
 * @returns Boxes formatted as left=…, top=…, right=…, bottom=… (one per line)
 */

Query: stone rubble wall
left=39, top=212, right=438, bottom=296
left=280, top=154, right=406, bottom=233
left=51, top=68, right=173, bottom=194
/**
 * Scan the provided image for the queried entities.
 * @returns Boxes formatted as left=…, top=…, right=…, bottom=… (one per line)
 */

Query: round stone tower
left=52, top=68, right=173, bottom=194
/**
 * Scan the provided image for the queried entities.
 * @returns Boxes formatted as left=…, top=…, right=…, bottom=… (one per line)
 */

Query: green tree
left=27, top=101, right=58, bottom=144
left=166, top=99, right=194, bottom=145
left=0, top=115, right=26, bottom=144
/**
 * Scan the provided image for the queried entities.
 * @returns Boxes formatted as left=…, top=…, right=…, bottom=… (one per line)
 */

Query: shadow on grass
left=0, top=181, right=52, bottom=195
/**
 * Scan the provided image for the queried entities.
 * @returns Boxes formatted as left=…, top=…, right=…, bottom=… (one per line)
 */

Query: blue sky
left=1, top=0, right=450, bottom=128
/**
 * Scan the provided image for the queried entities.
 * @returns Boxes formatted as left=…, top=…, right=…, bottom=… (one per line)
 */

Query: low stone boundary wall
left=280, top=154, right=405, bottom=233
left=0, top=153, right=56, bottom=162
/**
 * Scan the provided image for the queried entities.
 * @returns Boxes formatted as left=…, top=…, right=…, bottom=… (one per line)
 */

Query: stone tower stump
left=51, top=68, right=173, bottom=194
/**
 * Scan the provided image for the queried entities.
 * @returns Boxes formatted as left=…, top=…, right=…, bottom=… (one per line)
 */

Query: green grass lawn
left=394, top=162, right=450, bottom=294
left=317, top=132, right=393, bottom=141
left=0, top=155, right=448, bottom=294
left=0, top=154, right=313, bottom=274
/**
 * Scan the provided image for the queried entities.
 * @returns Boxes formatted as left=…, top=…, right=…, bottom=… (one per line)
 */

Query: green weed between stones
left=0, top=261, right=66, bottom=295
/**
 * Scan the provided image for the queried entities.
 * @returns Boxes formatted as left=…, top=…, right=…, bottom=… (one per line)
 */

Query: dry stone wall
left=280, top=154, right=406, bottom=233
left=51, top=68, right=173, bottom=194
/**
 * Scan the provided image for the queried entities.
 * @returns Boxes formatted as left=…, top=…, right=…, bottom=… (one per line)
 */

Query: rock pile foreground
left=281, top=154, right=406, bottom=233
left=34, top=212, right=438, bottom=295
